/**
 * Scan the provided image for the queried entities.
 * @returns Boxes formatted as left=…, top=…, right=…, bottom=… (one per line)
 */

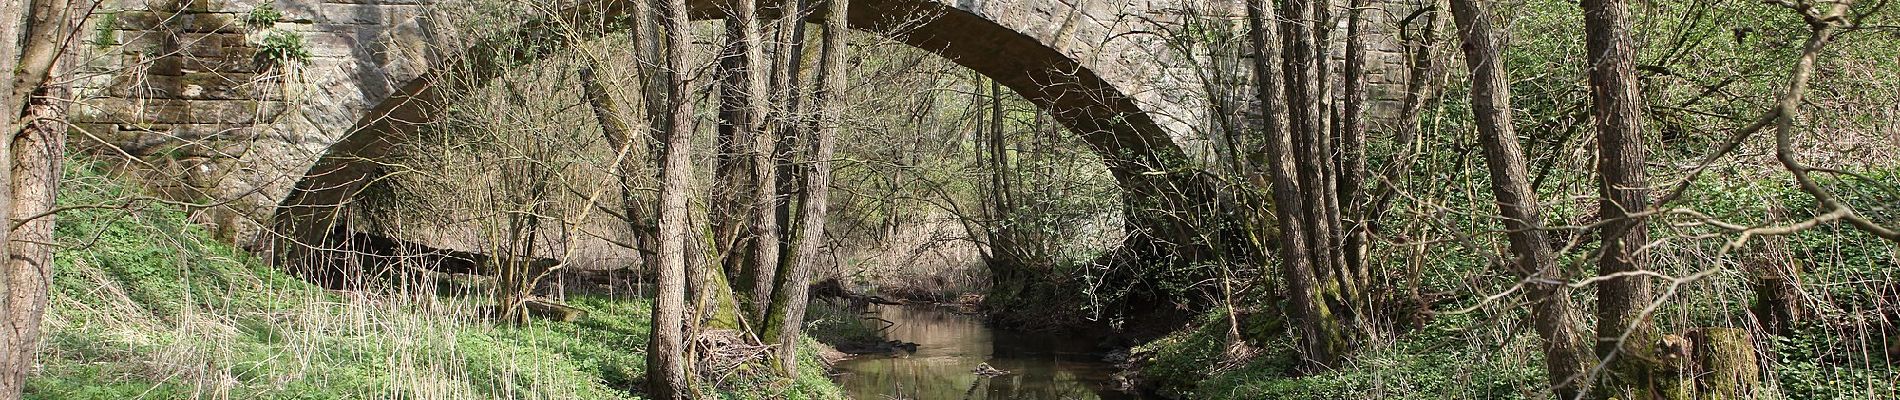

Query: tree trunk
left=766, top=0, right=810, bottom=303
left=1248, top=0, right=1346, bottom=372
left=714, top=20, right=754, bottom=281
left=1447, top=0, right=1591, bottom=397
left=0, top=1, right=18, bottom=392
left=1581, top=0, right=1656, bottom=397
left=630, top=0, right=670, bottom=279
left=1281, top=0, right=1365, bottom=336
left=496, top=142, right=551, bottom=324
left=1339, top=0, right=1372, bottom=307
left=738, top=0, right=782, bottom=328
left=685, top=216, right=743, bottom=330
left=646, top=0, right=696, bottom=393
left=1696, top=328, right=1759, bottom=400
left=1749, top=250, right=1802, bottom=337
left=1, top=89, right=64, bottom=400
left=985, top=79, right=1018, bottom=274
left=1365, top=3, right=1444, bottom=239
left=2, top=1, right=74, bottom=397
left=768, top=0, right=845, bottom=377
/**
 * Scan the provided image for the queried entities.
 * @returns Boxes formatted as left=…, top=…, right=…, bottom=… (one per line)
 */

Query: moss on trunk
left=1696, top=327, right=1759, bottom=400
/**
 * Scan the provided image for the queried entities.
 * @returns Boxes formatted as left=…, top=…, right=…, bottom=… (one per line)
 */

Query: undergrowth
left=1134, top=170, right=1899, bottom=399
left=25, top=160, right=845, bottom=400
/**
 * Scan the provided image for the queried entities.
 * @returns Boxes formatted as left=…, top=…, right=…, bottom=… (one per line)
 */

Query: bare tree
left=735, top=0, right=782, bottom=328
left=1580, top=0, right=1658, bottom=397
left=1338, top=0, right=1372, bottom=299
left=1447, top=0, right=1590, bottom=397
left=714, top=23, right=755, bottom=279
left=2, top=0, right=79, bottom=397
left=1279, top=0, right=1371, bottom=343
left=760, top=0, right=811, bottom=322
left=769, top=0, right=846, bottom=377
left=647, top=0, right=697, bottom=394
left=1248, top=0, right=1347, bottom=371
left=0, top=4, right=20, bottom=392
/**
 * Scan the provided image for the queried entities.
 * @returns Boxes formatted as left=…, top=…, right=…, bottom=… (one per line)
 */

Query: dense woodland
left=1, top=0, right=1898, bottom=398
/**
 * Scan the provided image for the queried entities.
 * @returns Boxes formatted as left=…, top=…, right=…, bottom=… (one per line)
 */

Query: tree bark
left=737, top=0, right=782, bottom=328
left=1, top=90, right=64, bottom=400
left=1447, top=1, right=1590, bottom=397
left=1693, top=328, right=1760, bottom=399
left=766, top=0, right=810, bottom=302
left=768, top=0, right=845, bottom=377
left=714, top=20, right=754, bottom=281
left=1580, top=0, right=1656, bottom=397
left=621, top=0, right=670, bottom=280
left=1281, top=0, right=1365, bottom=334
left=1339, top=0, right=1372, bottom=304
left=646, top=0, right=696, bottom=393
left=1249, top=0, right=1346, bottom=372
left=0, top=2, right=19, bottom=391
left=984, top=79, right=1018, bottom=273
left=2, top=0, right=74, bottom=397
left=7, top=0, right=67, bottom=109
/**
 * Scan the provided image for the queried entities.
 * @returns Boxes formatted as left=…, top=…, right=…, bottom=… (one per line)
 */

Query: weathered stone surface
left=116, top=10, right=247, bottom=33
left=319, top=3, right=422, bottom=25
left=105, top=71, right=268, bottom=100
left=81, top=0, right=1415, bottom=248
left=74, top=97, right=285, bottom=124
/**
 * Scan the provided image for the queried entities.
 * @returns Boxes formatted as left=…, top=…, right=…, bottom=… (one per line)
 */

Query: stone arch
left=272, top=0, right=1218, bottom=253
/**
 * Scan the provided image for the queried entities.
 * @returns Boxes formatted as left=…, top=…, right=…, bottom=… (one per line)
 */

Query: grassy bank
left=25, top=160, right=845, bottom=400
left=1136, top=310, right=1899, bottom=399
left=1131, top=171, right=1900, bottom=399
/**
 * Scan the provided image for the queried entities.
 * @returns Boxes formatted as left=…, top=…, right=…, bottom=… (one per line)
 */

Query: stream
left=833, top=304, right=1154, bottom=400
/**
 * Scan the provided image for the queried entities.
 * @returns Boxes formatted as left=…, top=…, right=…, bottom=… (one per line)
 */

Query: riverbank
left=26, top=162, right=847, bottom=399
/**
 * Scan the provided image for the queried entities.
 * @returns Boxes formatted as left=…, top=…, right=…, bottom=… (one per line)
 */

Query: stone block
left=108, top=122, right=263, bottom=157
left=107, top=71, right=264, bottom=100
left=76, top=98, right=285, bottom=124
left=140, top=53, right=191, bottom=76
left=68, top=123, right=123, bottom=142
left=139, top=0, right=274, bottom=13
left=138, top=0, right=202, bottom=13
left=74, top=98, right=190, bottom=123
left=298, top=30, right=359, bottom=57
left=273, top=0, right=323, bottom=22
left=320, top=3, right=419, bottom=25
left=172, top=123, right=260, bottom=142
left=174, top=32, right=251, bottom=58
left=116, top=10, right=246, bottom=33
left=115, top=31, right=172, bottom=54
left=179, top=53, right=261, bottom=74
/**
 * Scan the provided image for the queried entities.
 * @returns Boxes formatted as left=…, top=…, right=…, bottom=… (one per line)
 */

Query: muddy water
left=834, top=305, right=1150, bottom=400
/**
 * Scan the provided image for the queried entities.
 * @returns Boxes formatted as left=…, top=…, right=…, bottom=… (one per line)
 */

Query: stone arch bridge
left=72, top=0, right=1412, bottom=258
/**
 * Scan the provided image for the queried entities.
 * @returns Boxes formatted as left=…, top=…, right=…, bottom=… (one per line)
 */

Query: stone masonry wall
left=69, top=0, right=1416, bottom=246
left=71, top=0, right=433, bottom=245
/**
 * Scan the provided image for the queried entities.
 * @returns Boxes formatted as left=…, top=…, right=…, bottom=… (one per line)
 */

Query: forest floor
left=1128, top=290, right=1897, bottom=399
left=1119, top=169, right=1900, bottom=400
left=25, top=160, right=846, bottom=400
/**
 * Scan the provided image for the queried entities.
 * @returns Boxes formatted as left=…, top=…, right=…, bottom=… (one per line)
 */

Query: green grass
left=1132, top=310, right=1573, bottom=400
left=1135, top=168, right=1899, bottom=400
left=25, top=160, right=846, bottom=400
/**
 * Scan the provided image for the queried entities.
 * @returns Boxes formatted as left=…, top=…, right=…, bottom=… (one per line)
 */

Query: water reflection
left=834, top=305, right=1148, bottom=400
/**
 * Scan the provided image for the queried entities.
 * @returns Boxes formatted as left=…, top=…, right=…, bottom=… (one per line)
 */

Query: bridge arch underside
left=273, top=0, right=1231, bottom=284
